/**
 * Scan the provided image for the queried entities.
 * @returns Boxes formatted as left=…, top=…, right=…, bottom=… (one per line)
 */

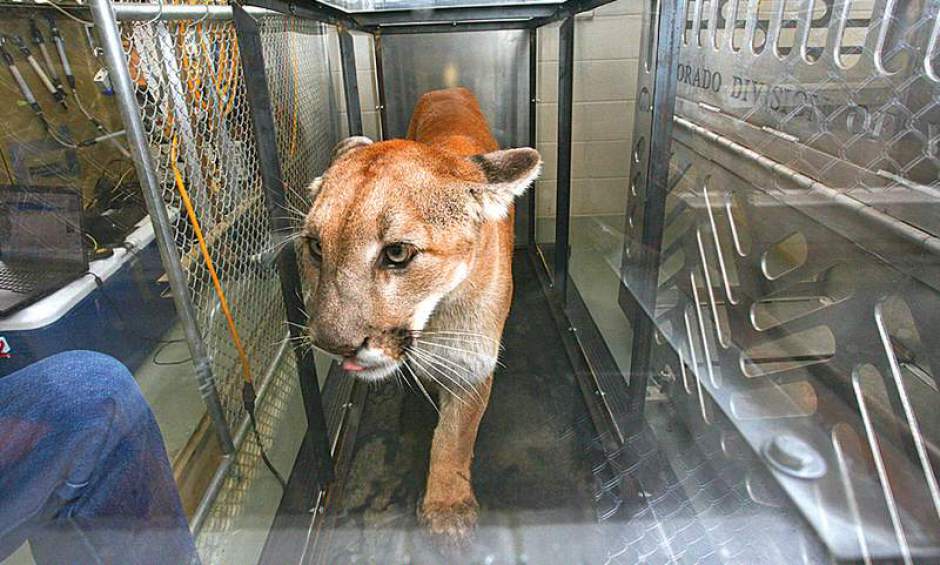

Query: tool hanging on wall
left=1, top=35, right=58, bottom=140
left=47, top=15, right=72, bottom=91
left=29, top=17, right=64, bottom=98
left=44, top=15, right=130, bottom=157
left=1, top=34, right=126, bottom=153
left=2, top=34, right=43, bottom=114
left=82, top=25, right=112, bottom=96
left=9, top=34, right=66, bottom=109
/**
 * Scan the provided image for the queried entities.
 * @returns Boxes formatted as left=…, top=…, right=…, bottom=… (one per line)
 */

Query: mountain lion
left=301, top=87, right=541, bottom=546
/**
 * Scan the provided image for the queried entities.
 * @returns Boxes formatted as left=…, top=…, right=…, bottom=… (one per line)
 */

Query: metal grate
left=259, top=16, right=339, bottom=228
left=623, top=0, right=940, bottom=562
left=197, top=351, right=300, bottom=563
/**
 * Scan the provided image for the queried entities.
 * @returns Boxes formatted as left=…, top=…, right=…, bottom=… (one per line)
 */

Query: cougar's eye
left=307, top=237, right=322, bottom=261
left=381, top=243, right=417, bottom=269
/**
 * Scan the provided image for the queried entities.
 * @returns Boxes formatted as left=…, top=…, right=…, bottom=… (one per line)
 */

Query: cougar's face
left=301, top=141, right=480, bottom=380
left=301, top=137, right=540, bottom=381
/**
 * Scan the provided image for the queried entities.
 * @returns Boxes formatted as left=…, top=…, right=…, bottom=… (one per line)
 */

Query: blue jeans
left=0, top=351, right=199, bottom=564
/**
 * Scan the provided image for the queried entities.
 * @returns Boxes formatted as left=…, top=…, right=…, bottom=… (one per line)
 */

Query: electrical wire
left=33, top=0, right=94, bottom=27
left=171, top=136, right=252, bottom=386
left=169, top=136, right=287, bottom=490
left=71, top=86, right=132, bottom=157
left=152, top=340, right=192, bottom=366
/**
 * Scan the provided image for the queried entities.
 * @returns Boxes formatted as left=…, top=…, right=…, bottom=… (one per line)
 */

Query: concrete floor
left=135, top=324, right=207, bottom=462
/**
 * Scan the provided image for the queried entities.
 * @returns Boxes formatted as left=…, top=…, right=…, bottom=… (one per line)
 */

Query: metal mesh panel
left=115, top=9, right=340, bottom=560
left=119, top=15, right=285, bottom=429
left=259, top=16, right=339, bottom=227
left=197, top=352, right=299, bottom=563
left=622, top=0, right=940, bottom=562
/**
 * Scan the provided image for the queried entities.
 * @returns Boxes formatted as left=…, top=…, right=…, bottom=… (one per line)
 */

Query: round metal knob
left=763, top=434, right=826, bottom=479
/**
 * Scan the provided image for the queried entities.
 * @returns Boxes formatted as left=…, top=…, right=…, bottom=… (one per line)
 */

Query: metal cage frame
left=73, top=0, right=940, bottom=562
left=80, top=0, right=685, bottom=554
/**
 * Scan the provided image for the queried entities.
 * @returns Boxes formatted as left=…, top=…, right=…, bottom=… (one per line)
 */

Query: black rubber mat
left=314, top=254, right=615, bottom=564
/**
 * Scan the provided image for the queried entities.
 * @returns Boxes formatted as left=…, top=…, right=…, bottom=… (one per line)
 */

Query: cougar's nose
left=314, top=333, right=367, bottom=359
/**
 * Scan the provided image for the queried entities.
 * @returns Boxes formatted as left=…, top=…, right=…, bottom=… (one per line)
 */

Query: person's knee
left=33, top=351, right=149, bottom=422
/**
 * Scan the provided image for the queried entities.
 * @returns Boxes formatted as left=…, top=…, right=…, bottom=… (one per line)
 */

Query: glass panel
left=777, top=0, right=801, bottom=55
left=535, top=22, right=561, bottom=276
left=731, top=0, right=749, bottom=51
left=838, top=0, right=874, bottom=67
left=6, top=0, right=940, bottom=564
left=612, top=0, right=940, bottom=560
left=805, top=0, right=830, bottom=62
left=0, top=11, right=339, bottom=565
left=564, top=0, right=645, bottom=376
left=699, top=0, right=712, bottom=46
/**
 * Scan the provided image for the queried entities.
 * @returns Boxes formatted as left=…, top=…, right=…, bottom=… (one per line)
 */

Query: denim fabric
left=0, top=351, right=199, bottom=564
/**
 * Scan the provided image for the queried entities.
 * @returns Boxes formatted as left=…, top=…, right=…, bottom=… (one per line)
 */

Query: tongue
left=342, top=358, right=365, bottom=372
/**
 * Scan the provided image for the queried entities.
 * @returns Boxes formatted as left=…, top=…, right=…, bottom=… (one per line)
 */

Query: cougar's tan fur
left=301, top=87, right=540, bottom=546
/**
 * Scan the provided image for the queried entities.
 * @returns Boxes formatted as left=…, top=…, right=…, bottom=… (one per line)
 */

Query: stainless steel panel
left=617, top=0, right=940, bottom=562
left=379, top=30, right=530, bottom=149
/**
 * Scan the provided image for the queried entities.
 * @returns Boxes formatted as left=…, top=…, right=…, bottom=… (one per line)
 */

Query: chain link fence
left=113, top=5, right=340, bottom=561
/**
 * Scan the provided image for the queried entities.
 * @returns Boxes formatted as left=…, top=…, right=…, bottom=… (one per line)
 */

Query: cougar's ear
left=330, top=136, right=373, bottom=163
left=313, top=136, right=373, bottom=201
left=468, top=148, right=542, bottom=221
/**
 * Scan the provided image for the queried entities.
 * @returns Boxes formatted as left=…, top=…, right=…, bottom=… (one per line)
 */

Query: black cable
left=242, top=381, right=288, bottom=490
left=151, top=340, right=191, bottom=366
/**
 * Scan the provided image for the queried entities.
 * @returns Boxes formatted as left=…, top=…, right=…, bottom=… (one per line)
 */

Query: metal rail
left=624, top=0, right=685, bottom=429
left=338, top=28, right=363, bottom=137
left=112, top=3, right=272, bottom=21
left=353, top=3, right=557, bottom=26
left=674, top=116, right=940, bottom=258
left=373, top=33, right=388, bottom=137
left=553, top=14, right=574, bottom=302
left=526, top=26, right=537, bottom=253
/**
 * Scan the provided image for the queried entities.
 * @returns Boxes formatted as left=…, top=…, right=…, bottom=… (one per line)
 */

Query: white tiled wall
left=536, top=0, right=644, bottom=220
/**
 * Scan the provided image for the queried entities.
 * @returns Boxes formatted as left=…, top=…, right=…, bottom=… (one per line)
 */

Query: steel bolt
left=763, top=434, right=826, bottom=479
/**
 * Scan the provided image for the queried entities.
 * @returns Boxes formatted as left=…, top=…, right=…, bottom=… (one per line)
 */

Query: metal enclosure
left=73, top=0, right=940, bottom=562
left=379, top=30, right=530, bottom=148
left=379, top=29, right=532, bottom=242
left=89, top=3, right=343, bottom=556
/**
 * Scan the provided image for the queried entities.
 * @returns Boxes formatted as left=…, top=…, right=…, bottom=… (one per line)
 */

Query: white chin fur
left=353, top=362, right=401, bottom=382
left=410, top=347, right=497, bottom=384
left=349, top=347, right=400, bottom=382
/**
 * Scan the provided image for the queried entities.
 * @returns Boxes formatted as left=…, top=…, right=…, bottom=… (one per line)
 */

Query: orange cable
left=171, top=136, right=254, bottom=385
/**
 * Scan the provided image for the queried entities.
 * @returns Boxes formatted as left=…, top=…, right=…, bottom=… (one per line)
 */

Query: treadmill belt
left=313, top=254, right=612, bottom=564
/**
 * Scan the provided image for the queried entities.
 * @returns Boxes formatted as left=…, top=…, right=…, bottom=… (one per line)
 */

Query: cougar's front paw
left=418, top=495, right=479, bottom=549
